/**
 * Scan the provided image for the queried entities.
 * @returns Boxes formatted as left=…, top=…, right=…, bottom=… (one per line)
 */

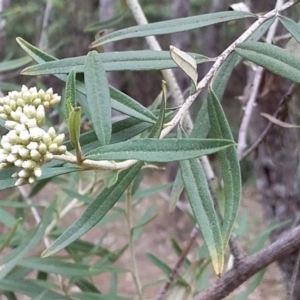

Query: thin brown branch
left=155, top=226, right=199, bottom=300
left=241, top=83, right=296, bottom=160
left=193, top=225, right=300, bottom=300
left=289, top=247, right=300, bottom=299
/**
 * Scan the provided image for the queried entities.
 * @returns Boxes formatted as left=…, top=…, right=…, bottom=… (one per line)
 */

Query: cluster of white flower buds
left=0, top=85, right=67, bottom=186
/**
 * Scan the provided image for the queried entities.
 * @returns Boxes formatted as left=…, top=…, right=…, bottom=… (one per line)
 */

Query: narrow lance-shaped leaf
left=21, top=51, right=209, bottom=74
left=207, top=90, right=241, bottom=249
left=64, top=68, right=76, bottom=120
left=149, top=80, right=167, bottom=138
left=41, top=162, right=143, bottom=257
left=84, top=51, right=112, bottom=145
left=235, top=42, right=300, bottom=83
left=178, top=128, right=224, bottom=275
left=0, top=218, right=22, bottom=253
left=85, top=138, right=234, bottom=162
left=170, top=46, right=198, bottom=87
left=68, top=107, right=83, bottom=163
left=169, top=98, right=210, bottom=214
left=90, top=11, right=254, bottom=47
left=279, top=16, right=300, bottom=45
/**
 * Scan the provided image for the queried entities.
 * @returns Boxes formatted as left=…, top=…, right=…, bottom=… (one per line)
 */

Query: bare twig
left=241, top=83, right=296, bottom=160
left=193, top=224, right=300, bottom=300
left=237, top=0, right=284, bottom=159
left=38, top=0, right=53, bottom=49
left=155, top=226, right=199, bottom=300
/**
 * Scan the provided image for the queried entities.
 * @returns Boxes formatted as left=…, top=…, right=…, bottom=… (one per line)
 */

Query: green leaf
left=68, top=107, right=83, bottom=162
left=0, top=202, right=56, bottom=280
left=41, top=162, right=143, bottom=257
left=0, top=279, right=68, bottom=300
left=16, top=38, right=158, bottom=122
left=86, top=138, right=234, bottom=162
left=146, top=253, right=173, bottom=277
left=21, top=51, right=209, bottom=74
left=178, top=129, right=224, bottom=275
left=64, top=68, right=77, bottom=120
left=0, top=218, right=22, bottom=254
left=73, top=279, right=101, bottom=293
left=72, top=292, right=130, bottom=300
left=169, top=99, right=210, bottom=214
left=110, top=86, right=156, bottom=123
left=207, top=90, right=241, bottom=249
left=235, top=42, right=300, bottom=83
left=0, top=56, right=32, bottom=72
left=149, top=81, right=167, bottom=138
left=279, top=16, right=300, bottom=45
left=90, top=11, right=253, bottom=47
left=84, top=51, right=112, bottom=145
left=19, top=257, right=125, bottom=277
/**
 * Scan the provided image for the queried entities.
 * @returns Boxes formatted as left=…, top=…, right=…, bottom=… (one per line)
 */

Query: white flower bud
left=9, top=100, right=17, bottom=110
left=49, top=143, right=58, bottom=153
left=30, top=149, right=41, bottom=161
left=14, top=159, right=24, bottom=167
left=28, top=176, right=36, bottom=184
left=43, top=101, right=50, bottom=109
left=29, top=127, right=44, bottom=141
left=36, top=105, right=45, bottom=126
left=48, top=127, right=56, bottom=139
left=23, top=105, right=36, bottom=118
left=58, top=145, right=67, bottom=154
left=22, top=160, right=37, bottom=169
left=2, top=142, right=12, bottom=150
left=27, top=141, right=38, bottom=150
left=38, top=143, right=47, bottom=155
left=19, top=148, right=30, bottom=158
left=6, top=154, right=18, bottom=163
left=44, top=152, right=53, bottom=162
left=29, top=87, right=37, bottom=95
left=5, top=120, right=18, bottom=129
left=16, top=98, right=25, bottom=107
left=19, top=130, right=30, bottom=143
left=0, top=113, right=7, bottom=120
left=34, top=167, right=42, bottom=177
left=15, top=178, right=27, bottom=186
left=19, top=114, right=29, bottom=124
left=42, top=133, right=52, bottom=145
left=53, top=133, right=65, bottom=145
left=26, top=118, right=37, bottom=128
left=18, top=169, right=30, bottom=178
left=33, top=98, right=42, bottom=106
left=21, top=85, right=29, bottom=93
left=3, top=104, right=12, bottom=114
left=12, top=172, right=18, bottom=178
left=11, top=145, right=23, bottom=154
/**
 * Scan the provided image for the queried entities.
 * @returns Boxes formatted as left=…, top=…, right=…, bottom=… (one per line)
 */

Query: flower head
left=0, top=86, right=66, bottom=186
